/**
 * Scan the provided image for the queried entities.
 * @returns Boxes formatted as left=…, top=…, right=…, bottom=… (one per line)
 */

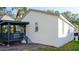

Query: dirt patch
left=0, top=43, right=50, bottom=51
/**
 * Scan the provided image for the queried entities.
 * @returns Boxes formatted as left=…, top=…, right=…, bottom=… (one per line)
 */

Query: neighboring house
left=1, top=14, right=15, bottom=21
left=22, top=9, right=77, bottom=47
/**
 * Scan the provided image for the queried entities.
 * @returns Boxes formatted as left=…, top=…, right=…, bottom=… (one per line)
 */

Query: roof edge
left=29, top=9, right=60, bottom=17
left=23, top=9, right=77, bottom=30
left=59, top=15, right=77, bottom=29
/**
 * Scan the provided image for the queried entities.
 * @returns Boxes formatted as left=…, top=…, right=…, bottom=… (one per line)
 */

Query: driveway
left=0, top=43, right=50, bottom=51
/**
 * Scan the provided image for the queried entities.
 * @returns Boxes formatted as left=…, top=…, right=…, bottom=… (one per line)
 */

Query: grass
left=38, top=40, right=79, bottom=51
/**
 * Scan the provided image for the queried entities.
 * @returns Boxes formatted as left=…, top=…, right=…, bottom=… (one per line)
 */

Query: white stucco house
left=22, top=9, right=77, bottom=47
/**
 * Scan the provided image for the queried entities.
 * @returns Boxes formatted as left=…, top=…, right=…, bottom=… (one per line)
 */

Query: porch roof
left=0, top=20, right=29, bottom=25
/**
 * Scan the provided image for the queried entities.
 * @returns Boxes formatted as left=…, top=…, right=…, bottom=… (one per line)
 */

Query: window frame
left=35, top=22, right=38, bottom=32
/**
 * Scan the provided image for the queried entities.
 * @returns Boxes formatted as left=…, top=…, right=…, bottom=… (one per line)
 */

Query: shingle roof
left=29, top=9, right=60, bottom=16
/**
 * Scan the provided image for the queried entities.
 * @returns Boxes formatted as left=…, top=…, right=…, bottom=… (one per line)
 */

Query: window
left=35, top=22, right=38, bottom=32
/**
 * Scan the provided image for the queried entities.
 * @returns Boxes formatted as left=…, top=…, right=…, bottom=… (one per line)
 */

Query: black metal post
left=24, top=25, right=26, bottom=34
left=24, top=25, right=28, bottom=44
left=0, top=25, right=1, bottom=33
left=7, top=23, right=10, bottom=47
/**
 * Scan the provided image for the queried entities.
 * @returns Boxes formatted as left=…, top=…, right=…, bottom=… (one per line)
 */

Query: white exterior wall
left=22, top=11, right=59, bottom=47
left=22, top=11, right=75, bottom=47
left=58, top=18, right=74, bottom=47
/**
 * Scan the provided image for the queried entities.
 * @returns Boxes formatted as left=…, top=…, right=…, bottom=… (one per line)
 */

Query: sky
left=5, top=7, right=79, bottom=14
left=6, top=7, right=18, bottom=16
left=30, top=7, right=79, bottom=14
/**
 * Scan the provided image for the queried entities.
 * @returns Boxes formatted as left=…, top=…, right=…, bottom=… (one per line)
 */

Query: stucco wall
left=22, top=11, right=75, bottom=47
left=58, top=18, right=74, bottom=47
left=22, top=11, right=59, bottom=47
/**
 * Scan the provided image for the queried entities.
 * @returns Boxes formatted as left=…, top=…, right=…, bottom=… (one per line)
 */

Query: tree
left=61, top=11, right=78, bottom=22
left=61, top=11, right=73, bottom=21
left=71, top=14, right=78, bottom=20
left=47, top=10, right=60, bottom=16
left=0, top=7, right=6, bottom=16
left=16, top=7, right=27, bottom=20
left=47, top=10, right=55, bottom=13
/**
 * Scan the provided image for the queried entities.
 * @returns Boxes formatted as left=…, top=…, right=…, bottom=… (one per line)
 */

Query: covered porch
left=0, top=20, right=29, bottom=45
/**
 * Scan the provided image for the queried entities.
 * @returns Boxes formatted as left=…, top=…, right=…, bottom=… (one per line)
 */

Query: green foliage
left=61, top=11, right=79, bottom=21
left=62, top=12, right=79, bottom=29
left=2, top=25, right=7, bottom=33
left=16, top=7, right=27, bottom=19
left=10, top=25, right=14, bottom=33
left=2, top=25, right=14, bottom=33
left=18, top=7, right=27, bottom=14
left=47, top=10, right=60, bottom=16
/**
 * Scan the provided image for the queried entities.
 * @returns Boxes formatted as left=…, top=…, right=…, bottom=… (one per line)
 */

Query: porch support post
left=7, top=23, right=10, bottom=47
left=24, top=25, right=28, bottom=44
left=14, top=25, right=16, bottom=32
left=0, top=25, right=1, bottom=33
left=24, top=25, right=26, bottom=34
left=0, top=25, right=1, bottom=40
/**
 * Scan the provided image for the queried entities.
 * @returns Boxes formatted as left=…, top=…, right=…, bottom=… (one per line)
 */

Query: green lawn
left=38, top=40, right=79, bottom=51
